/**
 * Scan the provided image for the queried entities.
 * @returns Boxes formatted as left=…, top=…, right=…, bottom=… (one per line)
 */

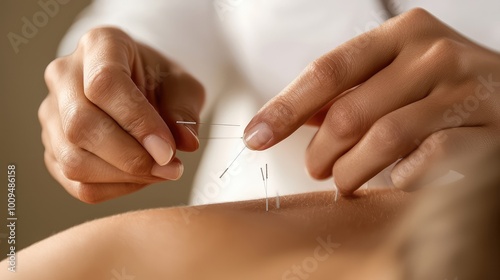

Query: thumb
left=158, top=69, right=205, bottom=152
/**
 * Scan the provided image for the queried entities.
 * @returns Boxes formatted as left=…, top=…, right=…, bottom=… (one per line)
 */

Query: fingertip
left=390, top=165, right=418, bottom=191
left=169, top=121, right=200, bottom=152
left=181, top=124, right=200, bottom=151
left=333, top=176, right=356, bottom=196
left=390, top=171, right=405, bottom=190
left=305, top=165, right=331, bottom=180
left=151, top=159, right=184, bottom=181
left=143, top=135, right=175, bottom=166
left=243, top=122, right=274, bottom=150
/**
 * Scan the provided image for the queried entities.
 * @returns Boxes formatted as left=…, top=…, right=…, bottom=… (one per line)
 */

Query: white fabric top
left=58, top=0, right=500, bottom=204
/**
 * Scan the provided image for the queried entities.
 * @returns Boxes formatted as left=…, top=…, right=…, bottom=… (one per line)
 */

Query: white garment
left=58, top=0, right=500, bottom=204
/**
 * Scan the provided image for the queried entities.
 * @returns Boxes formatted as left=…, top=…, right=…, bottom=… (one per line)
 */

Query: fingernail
left=151, top=162, right=183, bottom=180
left=184, top=125, right=200, bottom=146
left=143, top=135, right=174, bottom=166
left=244, top=122, right=273, bottom=150
left=390, top=170, right=404, bottom=187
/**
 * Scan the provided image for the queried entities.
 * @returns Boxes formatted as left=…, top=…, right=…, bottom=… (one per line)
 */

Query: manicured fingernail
left=244, top=122, right=273, bottom=150
left=151, top=162, right=183, bottom=180
left=143, top=135, right=174, bottom=166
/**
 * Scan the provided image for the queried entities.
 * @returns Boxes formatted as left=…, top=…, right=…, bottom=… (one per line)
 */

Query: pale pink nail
left=244, top=122, right=273, bottom=150
left=143, top=135, right=173, bottom=166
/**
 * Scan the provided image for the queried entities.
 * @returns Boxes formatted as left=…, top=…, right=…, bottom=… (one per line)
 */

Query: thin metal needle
left=176, top=121, right=240, bottom=127
left=260, top=167, right=268, bottom=212
left=219, top=146, right=246, bottom=178
left=265, top=164, right=268, bottom=181
left=276, top=191, right=280, bottom=209
left=265, top=164, right=269, bottom=211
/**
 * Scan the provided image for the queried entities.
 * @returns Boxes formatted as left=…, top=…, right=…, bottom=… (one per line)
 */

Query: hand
left=244, top=9, right=500, bottom=194
left=39, top=27, right=205, bottom=203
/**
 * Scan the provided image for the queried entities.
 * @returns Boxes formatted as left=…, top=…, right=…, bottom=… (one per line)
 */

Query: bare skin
left=2, top=152, right=499, bottom=279
left=0, top=189, right=411, bottom=280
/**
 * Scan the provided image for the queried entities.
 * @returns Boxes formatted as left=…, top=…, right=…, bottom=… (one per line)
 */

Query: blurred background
left=0, top=0, right=200, bottom=255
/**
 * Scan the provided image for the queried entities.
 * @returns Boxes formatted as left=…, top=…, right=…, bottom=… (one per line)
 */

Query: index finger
left=243, top=13, right=409, bottom=151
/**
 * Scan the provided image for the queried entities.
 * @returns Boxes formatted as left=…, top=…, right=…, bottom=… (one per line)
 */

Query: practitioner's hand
left=39, top=27, right=205, bottom=203
left=244, top=8, right=500, bottom=194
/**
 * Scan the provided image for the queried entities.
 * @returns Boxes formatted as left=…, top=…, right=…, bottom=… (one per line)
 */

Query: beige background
left=0, top=0, right=201, bottom=255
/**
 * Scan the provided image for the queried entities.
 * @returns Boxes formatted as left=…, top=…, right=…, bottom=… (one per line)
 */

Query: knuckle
left=61, top=165, right=83, bottom=182
left=84, top=63, right=126, bottom=102
left=397, top=8, right=437, bottom=36
left=74, top=183, right=104, bottom=204
left=44, top=58, right=66, bottom=87
left=79, top=27, right=127, bottom=48
left=122, top=115, right=150, bottom=137
left=57, top=148, right=84, bottom=181
left=425, top=38, right=464, bottom=73
left=305, top=55, right=349, bottom=90
left=326, top=101, right=364, bottom=139
left=368, top=117, right=405, bottom=151
left=123, top=154, right=152, bottom=176
left=265, top=96, right=299, bottom=132
left=405, top=7, right=433, bottom=21
left=62, top=104, right=91, bottom=145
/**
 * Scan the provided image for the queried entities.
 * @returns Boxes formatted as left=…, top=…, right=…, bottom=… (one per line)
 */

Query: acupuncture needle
left=176, top=121, right=240, bottom=127
left=265, top=164, right=269, bottom=211
left=276, top=191, right=280, bottom=209
left=265, top=164, right=268, bottom=183
left=260, top=167, right=269, bottom=212
left=219, top=146, right=246, bottom=178
left=265, top=165, right=279, bottom=209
